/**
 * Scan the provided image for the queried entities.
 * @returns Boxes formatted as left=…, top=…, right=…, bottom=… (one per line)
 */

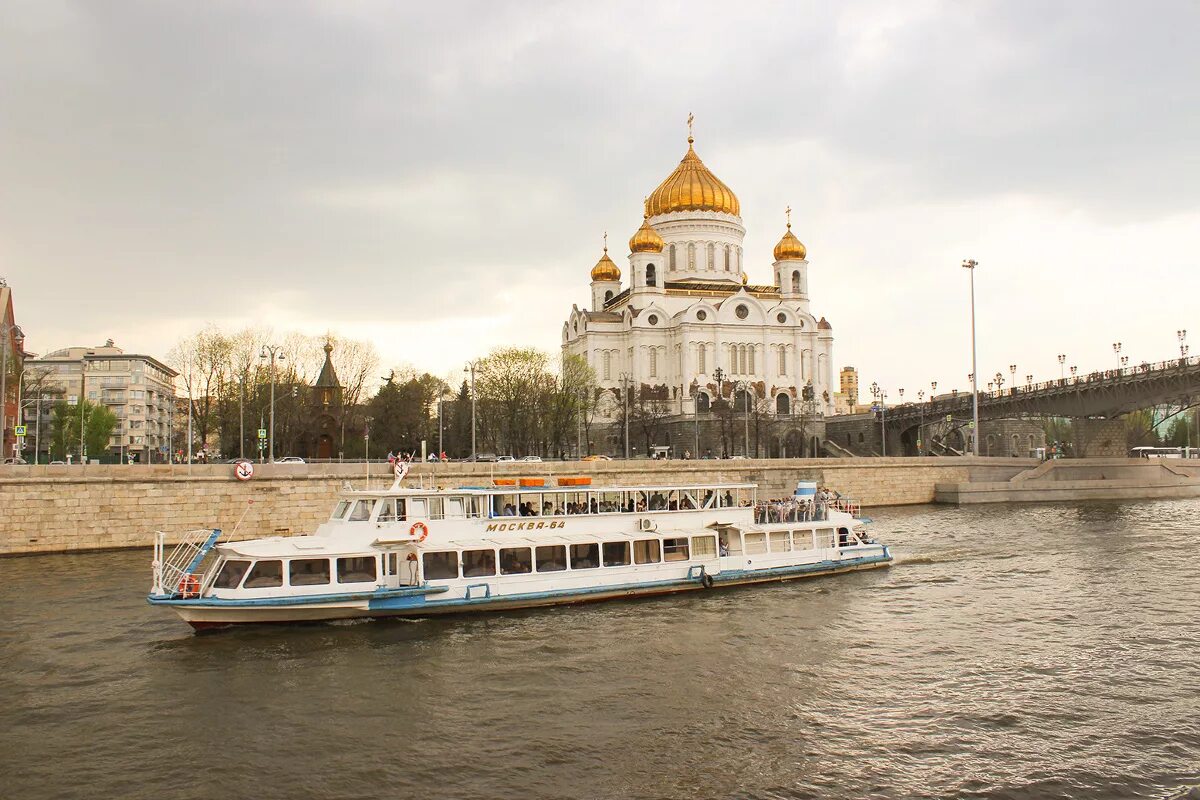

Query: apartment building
left=24, top=339, right=178, bottom=462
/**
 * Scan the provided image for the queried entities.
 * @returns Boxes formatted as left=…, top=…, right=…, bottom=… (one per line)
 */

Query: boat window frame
left=569, top=542, right=599, bottom=569
left=535, top=545, right=567, bottom=572
left=422, top=551, right=459, bottom=581
left=633, top=539, right=661, bottom=564
left=330, top=500, right=351, bottom=521
left=347, top=499, right=375, bottom=523
left=213, top=558, right=251, bottom=589
left=602, top=541, right=631, bottom=567
left=690, top=535, right=716, bottom=559
left=743, top=532, right=767, bottom=555
left=769, top=531, right=792, bottom=553
left=663, top=537, right=690, bottom=561
left=462, top=548, right=497, bottom=578
left=243, top=559, right=285, bottom=589
left=289, top=557, right=331, bottom=586
left=336, top=555, right=378, bottom=584
left=499, top=547, right=533, bottom=575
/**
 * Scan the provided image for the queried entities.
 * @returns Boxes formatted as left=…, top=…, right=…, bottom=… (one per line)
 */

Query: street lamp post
left=1113, top=342, right=1122, bottom=372
left=962, top=259, right=980, bottom=455
left=1179, top=329, right=1188, bottom=359
left=463, top=360, right=478, bottom=460
left=259, top=344, right=286, bottom=462
left=917, top=390, right=925, bottom=455
left=619, top=372, right=632, bottom=459
left=1057, top=354, right=1066, bottom=380
left=1009, top=364, right=1016, bottom=389
left=995, top=371, right=1004, bottom=396
left=690, top=381, right=700, bottom=457
left=735, top=380, right=751, bottom=457
left=870, top=381, right=887, bottom=457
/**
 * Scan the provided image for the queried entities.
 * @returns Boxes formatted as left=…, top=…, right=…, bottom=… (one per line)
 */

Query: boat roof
left=340, top=482, right=758, bottom=497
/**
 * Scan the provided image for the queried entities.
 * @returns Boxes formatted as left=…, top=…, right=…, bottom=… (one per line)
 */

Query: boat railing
left=753, top=497, right=862, bottom=524
left=152, top=528, right=222, bottom=597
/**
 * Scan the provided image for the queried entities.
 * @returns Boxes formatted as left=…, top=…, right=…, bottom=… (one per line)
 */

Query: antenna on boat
left=227, top=499, right=256, bottom=541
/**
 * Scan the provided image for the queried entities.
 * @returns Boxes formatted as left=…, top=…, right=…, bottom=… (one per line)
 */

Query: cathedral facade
left=563, top=127, right=837, bottom=457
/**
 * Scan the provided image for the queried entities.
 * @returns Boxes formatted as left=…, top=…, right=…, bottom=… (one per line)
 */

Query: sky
left=2, top=0, right=1198, bottom=397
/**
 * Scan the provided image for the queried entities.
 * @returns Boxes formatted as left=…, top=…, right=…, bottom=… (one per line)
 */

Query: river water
left=1, top=500, right=1198, bottom=800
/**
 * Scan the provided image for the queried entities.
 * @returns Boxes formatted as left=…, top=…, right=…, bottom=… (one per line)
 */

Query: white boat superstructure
left=149, top=471, right=891, bottom=630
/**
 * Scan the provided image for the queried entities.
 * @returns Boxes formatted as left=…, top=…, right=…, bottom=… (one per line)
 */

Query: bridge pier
left=1073, top=418, right=1126, bottom=458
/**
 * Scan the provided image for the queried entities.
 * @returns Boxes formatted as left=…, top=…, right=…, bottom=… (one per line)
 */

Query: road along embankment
left=0, top=457, right=1031, bottom=556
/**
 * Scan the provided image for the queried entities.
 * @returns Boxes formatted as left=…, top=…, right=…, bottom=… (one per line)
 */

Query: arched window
left=688, top=243, right=696, bottom=269
left=858, top=432, right=864, bottom=443
left=604, top=289, right=613, bottom=303
left=646, top=264, right=656, bottom=287
left=649, top=348, right=658, bottom=378
left=846, top=433, right=852, bottom=447
left=748, top=346, right=755, bottom=374
left=724, top=244, right=731, bottom=271
left=602, top=351, right=611, bottom=381
left=738, top=346, right=747, bottom=375
left=778, top=348, right=787, bottom=376
left=696, top=392, right=710, bottom=413
left=735, top=389, right=751, bottom=413
left=776, top=394, right=790, bottom=414
left=792, top=270, right=801, bottom=294
left=707, top=243, right=715, bottom=270
left=1012, top=433, right=1020, bottom=455
left=697, top=345, right=706, bottom=374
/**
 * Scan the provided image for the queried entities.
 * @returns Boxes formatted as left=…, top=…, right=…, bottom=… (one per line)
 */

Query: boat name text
left=486, top=521, right=567, bottom=532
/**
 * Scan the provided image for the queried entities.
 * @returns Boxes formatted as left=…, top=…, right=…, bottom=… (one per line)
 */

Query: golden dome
left=590, top=247, right=621, bottom=282
left=646, top=135, right=740, bottom=218
left=628, top=213, right=664, bottom=253
left=773, top=223, right=807, bottom=261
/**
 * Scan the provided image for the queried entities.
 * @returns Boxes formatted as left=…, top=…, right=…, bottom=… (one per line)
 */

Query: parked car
left=496, top=455, right=516, bottom=463
left=519, top=455, right=543, bottom=462
left=49, top=460, right=66, bottom=465
left=729, top=455, right=749, bottom=460
left=464, top=453, right=497, bottom=462
left=274, top=456, right=305, bottom=464
left=3, top=457, right=27, bottom=465
left=581, top=454, right=612, bottom=462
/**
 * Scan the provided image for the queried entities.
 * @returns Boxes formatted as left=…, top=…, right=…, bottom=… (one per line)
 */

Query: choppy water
left=2, top=500, right=1199, bottom=800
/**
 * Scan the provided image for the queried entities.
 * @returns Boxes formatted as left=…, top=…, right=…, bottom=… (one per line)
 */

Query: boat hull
left=159, top=554, right=892, bottom=630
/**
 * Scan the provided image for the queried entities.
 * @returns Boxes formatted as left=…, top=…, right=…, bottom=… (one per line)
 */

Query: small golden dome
left=740, top=272, right=749, bottom=286
left=773, top=224, right=807, bottom=261
left=591, top=247, right=621, bottom=282
left=646, top=134, right=740, bottom=218
left=629, top=213, right=664, bottom=253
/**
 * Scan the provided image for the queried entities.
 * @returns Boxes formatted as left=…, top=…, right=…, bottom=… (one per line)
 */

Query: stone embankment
left=1, top=457, right=1033, bottom=556
left=935, top=457, right=1200, bottom=503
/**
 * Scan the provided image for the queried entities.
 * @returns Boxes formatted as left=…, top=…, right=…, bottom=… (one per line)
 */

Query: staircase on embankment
left=934, top=458, right=1200, bottom=504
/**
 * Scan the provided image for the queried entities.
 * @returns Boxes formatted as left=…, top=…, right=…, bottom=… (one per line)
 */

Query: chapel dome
left=773, top=224, right=807, bottom=261
left=590, top=248, right=621, bottom=282
left=628, top=213, right=665, bottom=253
left=645, top=135, right=740, bottom=218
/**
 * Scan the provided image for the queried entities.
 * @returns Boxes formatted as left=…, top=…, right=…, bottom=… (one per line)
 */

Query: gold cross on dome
left=603, top=231, right=608, bottom=252
left=687, top=113, right=694, bottom=140
left=786, top=205, right=792, bottom=227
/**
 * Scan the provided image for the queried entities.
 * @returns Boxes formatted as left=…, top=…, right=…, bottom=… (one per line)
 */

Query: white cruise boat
left=148, top=465, right=891, bottom=631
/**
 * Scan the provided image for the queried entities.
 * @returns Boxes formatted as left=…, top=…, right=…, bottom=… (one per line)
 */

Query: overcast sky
left=2, top=0, right=1198, bottom=396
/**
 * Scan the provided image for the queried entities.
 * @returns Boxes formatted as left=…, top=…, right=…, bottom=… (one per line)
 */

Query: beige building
left=25, top=340, right=177, bottom=462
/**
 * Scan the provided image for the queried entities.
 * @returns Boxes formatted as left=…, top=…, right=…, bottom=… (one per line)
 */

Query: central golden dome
left=646, top=136, right=740, bottom=218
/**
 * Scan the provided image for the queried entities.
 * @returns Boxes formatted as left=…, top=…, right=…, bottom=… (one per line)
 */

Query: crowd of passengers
left=499, top=490, right=739, bottom=517
left=753, top=487, right=853, bottom=524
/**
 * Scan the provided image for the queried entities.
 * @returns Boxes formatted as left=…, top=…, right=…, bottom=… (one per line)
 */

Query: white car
left=275, top=456, right=305, bottom=464
left=519, top=455, right=543, bottom=462
left=496, top=455, right=516, bottom=463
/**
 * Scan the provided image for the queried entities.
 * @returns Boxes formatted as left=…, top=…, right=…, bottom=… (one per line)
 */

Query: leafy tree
left=49, top=400, right=118, bottom=461
left=631, top=384, right=672, bottom=455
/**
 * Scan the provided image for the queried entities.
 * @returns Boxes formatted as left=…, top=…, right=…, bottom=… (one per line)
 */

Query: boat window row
left=213, top=556, right=378, bottom=590
left=719, top=528, right=856, bottom=555
left=330, top=488, right=755, bottom=523
left=422, top=535, right=717, bottom=580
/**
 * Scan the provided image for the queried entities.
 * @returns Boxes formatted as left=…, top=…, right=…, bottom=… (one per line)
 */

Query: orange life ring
left=178, top=574, right=200, bottom=598
left=409, top=521, right=429, bottom=543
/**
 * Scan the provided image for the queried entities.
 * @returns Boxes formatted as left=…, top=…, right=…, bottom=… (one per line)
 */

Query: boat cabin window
left=445, top=497, right=466, bottom=519
left=214, top=559, right=251, bottom=589
left=330, top=500, right=351, bottom=521
left=700, top=490, right=717, bottom=509
left=769, top=531, right=791, bottom=552
left=290, top=558, right=331, bottom=586
left=792, top=530, right=815, bottom=551
left=633, top=539, right=661, bottom=564
left=377, top=499, right=407, bottom=523
left=663, top=537, right=689, bottom=561
left=463, top=549, right=496, bottom=578
left=500, top=547, right=533, bottom=575
left=426, top=497, right=443, bottom=519
left=517, top=496, right=541, bottom=517
left=570, top=543, right=599, bottom=569
left=407, top=497, right=442, bottom=520
left=535, top=545, right=567, bottom=572
left=244, top=560, right=284, bottom=588
left=596, top=491, right=622, bottom=512
left=495, top=494, right=518, bottom=516
left=721, top=532, right=743, bottom=555
left=743, top=533, right=767, bottom=555
left=423, top=552, right=459, bottom=580
left=337, top=556, right=377, bottom=583
left=603, top=541, right=631, bottom=567
left=348, top=500, right=375, bottom=522
left=816, top=528, right=836, bottom=548
left=679, top=491, right=698, bottom=510
left=691, top=535, right=716, bottom=559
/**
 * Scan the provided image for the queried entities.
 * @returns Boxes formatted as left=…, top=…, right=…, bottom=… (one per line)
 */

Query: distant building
left=840, top=366, right=859, bottom=408
left=0, top=280, right=26, bottom=460
left=25, top=340, right=178, bottom=462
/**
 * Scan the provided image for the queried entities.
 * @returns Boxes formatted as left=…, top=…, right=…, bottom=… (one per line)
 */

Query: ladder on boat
left=152, top=529, right=222, bottom=597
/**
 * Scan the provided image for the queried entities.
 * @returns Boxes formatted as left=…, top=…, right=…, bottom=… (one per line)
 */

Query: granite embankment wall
left=0, top=458, right=1033, bottom=556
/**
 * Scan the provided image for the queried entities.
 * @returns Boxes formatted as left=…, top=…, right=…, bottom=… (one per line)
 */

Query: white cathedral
left=563, top=126, right=837, bottom=434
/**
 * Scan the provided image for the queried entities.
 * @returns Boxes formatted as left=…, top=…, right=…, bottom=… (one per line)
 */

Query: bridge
left=869, top=356, right=1200, bottom=457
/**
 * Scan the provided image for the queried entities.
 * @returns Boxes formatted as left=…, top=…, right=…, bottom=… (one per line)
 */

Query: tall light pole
left=619, top=372, right=631, bottom=459
left=870, top=381, right=887, bottom=457
left=995, top=371, right=1004, bottom=396
left=917, top=390, right=925, bottom=455
left=1009, top=364, right=1016, bottom=389
left=260, top=344, right=286, bottom=462
left=1058, top=354, right=1066, bottom=380
left=1178, top=329, right=1188, bottom=359
left=962, top=259, right=980, bottom=455
left=690, top=380, right=700, bottom=457
left=437, top=398, right=445, bottom=459
left=736, top=380, right=751, bottom=457
left=1113, top=342, right=1122, bottom=372
left=464, top=360, right=478, bottom=459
